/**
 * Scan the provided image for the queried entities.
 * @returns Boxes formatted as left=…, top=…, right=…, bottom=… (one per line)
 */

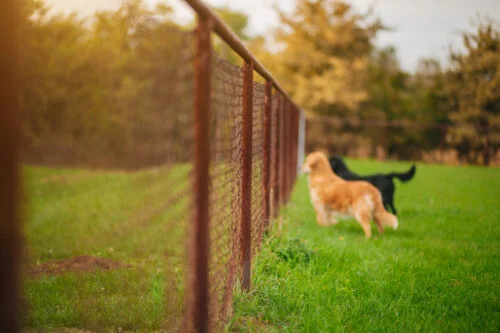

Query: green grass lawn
left=23, top=160, right=500, bottom=332
left=23, top=165, right=191, bottom=331
left=229, top=160, right=500, bottom=332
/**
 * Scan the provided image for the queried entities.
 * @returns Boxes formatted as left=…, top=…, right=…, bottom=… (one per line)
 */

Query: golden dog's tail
left=375, top=211, right=398, bottom=230
left=373, top=195, right=398, bottom=230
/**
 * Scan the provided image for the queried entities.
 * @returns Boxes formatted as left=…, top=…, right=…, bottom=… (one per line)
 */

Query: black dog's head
left=328, top=155, right=344, bottom=172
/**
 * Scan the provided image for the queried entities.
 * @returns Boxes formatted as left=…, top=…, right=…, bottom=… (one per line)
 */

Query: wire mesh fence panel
left=270, top=94, right=281, bottom=218
left=278, top=94, right=286, bottom=207
left=21, top=24, right=195, bottom=331
left=208, top=56, right=244, bottom=331
left=283, top=101, right=291, bottom=202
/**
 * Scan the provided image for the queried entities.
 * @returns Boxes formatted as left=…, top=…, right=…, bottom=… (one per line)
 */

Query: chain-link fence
left=1, top=0, right=303, bottom=332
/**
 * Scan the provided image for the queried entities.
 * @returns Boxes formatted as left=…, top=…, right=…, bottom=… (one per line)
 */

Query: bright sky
left=45, top=0, right=500, bottom=71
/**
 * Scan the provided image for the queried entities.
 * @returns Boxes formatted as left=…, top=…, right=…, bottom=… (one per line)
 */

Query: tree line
left=248, top=0, right=499, bottom=165
left=21, top=0, right=195, bottom=168
left=20, top=0, right=500, bottom=166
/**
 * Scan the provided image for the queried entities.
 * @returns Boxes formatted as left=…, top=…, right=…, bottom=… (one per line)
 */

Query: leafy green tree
left=21, top=0, right=93, bottom=146
left=213, top=6, right=250, bottom=64
left=20, top=0, right=192, bottom=167
left=272, top=0, right=385, bottom=115
left=445, top=18, right=500, bottom=165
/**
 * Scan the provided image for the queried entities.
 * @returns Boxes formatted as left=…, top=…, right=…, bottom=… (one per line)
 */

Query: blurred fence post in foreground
left=189, top=14, right=212, bottom=333
left=0, top=0, right=22, bottom=332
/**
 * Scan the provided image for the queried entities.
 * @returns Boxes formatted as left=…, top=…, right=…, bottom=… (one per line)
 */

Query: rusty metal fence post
left=290, top=107, right=295, bottom=188
left=289, top=102, right=294, bottom=198
left=292, top=109, right=295, bottom=183
left=282, top=100, right=288, bottom=203
left=294, top=109, right=299, bottom=180
left=289, top=102, right=293, bottom=200
left=272, top=95, right=280, bottom=219
left=273, top=97, right=280, bottom=217
left=289, top=106, right=297, bottom=197
left=0, top=0, right=22, bottom=331
left=278, top=96, right=285, bottom=207
left=297, top=109, right=306, bottom=174
left=240, top=61, right=254, bottom=291
left=284, top=100, right=291, bottom=202
left=190, top=15, right=212, bottom=333
left=292, top=107, right=299, bottom=183
left=263, top=81, right=272, bottom=230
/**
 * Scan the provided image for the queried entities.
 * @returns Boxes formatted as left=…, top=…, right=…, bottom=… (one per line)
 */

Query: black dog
left=328, top=155, right=416, bottom=215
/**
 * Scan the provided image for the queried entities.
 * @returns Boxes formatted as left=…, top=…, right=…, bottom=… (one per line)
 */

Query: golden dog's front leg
left=314, top=205, right=330, bottom=227
left=355, top=208, right=372, bottom=238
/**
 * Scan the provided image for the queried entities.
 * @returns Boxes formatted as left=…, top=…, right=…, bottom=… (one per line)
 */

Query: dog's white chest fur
left=308, top=185, right=353, bottom=223
left=309, top=185, right=320, bottom=206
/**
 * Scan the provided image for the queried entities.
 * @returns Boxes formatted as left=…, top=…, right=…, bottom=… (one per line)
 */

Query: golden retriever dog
left=302, top=152, right=398, bottom=238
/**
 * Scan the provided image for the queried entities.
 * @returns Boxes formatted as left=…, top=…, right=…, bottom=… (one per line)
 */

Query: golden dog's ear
left=309, top=156, right=320, bottom=169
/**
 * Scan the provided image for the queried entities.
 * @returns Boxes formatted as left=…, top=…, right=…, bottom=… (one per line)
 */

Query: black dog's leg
left=390, top=203, right=397, bottom=215
left=382, top=193, right=393, bottom=214
left=388, top=195, right=397, bottom=215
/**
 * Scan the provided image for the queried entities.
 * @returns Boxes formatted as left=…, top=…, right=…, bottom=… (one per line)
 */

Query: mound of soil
left=28, top=255, right=129, bottom=278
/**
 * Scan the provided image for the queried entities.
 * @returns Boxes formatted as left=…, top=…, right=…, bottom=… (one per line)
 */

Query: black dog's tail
left=387, top=164, right=416, bottom=182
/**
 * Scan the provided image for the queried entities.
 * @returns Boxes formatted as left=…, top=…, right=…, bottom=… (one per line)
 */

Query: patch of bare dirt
left=28, top=255, right=129, bottom=278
